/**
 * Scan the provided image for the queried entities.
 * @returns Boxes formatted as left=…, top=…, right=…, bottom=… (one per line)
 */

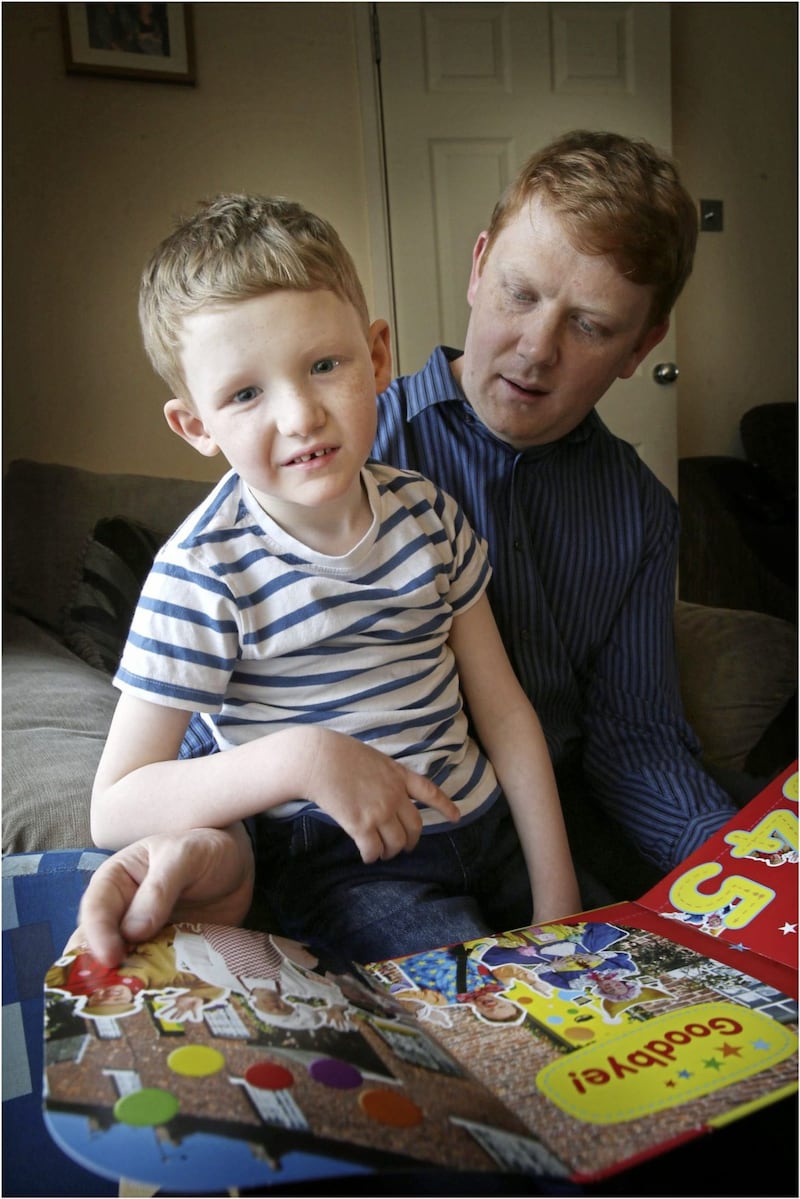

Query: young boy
left=91, top=194, right=579, bottom=962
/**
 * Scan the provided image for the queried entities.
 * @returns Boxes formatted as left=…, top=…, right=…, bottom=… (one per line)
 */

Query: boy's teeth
left=296, top=449, right=328, bottom=463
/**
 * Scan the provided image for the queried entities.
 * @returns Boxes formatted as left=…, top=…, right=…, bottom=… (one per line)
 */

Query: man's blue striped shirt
left=372, top=346, right=737, bottom=871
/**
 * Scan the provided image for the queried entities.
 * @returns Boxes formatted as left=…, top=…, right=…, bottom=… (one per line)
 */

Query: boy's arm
left=91, top=693, right=459, bottom=860
left=448, top=594, right=581, bottom=922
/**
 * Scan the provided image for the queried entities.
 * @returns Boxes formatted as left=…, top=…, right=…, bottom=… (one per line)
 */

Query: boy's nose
left=276, top=391, right=326, bottom=438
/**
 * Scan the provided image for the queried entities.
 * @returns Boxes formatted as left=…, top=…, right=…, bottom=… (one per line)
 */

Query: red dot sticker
left=359, top=1088, right=423, bottom=1127
left=308, top=1057, right=363, bottom=1089
left=245, top=1061, right=294, bottom=1090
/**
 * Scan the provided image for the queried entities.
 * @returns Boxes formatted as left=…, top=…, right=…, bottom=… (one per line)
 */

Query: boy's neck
left=248, top=471, right=374, bottom=557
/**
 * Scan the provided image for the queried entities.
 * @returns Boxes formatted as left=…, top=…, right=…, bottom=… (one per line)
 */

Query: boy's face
left=166, top=290, right=391, bottom=534
left=452, top=195, right=668, bottom=449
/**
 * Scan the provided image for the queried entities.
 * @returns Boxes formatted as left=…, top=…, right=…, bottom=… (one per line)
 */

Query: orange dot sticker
left=359, top=1088, right=423, bottom=1127
left=167, top=1045, right=225, bottom=1077
left=114, top=1087, right=179, bottom=1127
left=563, top=1025, right=595, bottom=1043
left=245, top=1061, right=294, bottom=1090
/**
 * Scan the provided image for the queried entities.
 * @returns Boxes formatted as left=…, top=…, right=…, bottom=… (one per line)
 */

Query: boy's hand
left=76, top=824, right=255, bottom=968
left=303, top=729, right=460, bottom=863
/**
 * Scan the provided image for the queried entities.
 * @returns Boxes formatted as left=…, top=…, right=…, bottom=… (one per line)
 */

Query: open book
left=43, top=765, right=798, bottom=1192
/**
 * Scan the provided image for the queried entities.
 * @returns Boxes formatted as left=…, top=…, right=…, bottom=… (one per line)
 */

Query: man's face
left=452, top=196, right=667, bottom=449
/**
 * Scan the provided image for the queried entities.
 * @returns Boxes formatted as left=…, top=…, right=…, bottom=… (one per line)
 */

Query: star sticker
left=677, top=1069, right=692, bottom=1079
left=729, top=942, right=747, bottom=952
left=665, top=1079, right=676, bottom=1088
left=719, top=1042, right=743, bottom=1058
left=703, top=1056, right=723, bottom=1071
left=779, top=922, right=797, bottom=935
left=752, top=1039, right=770, bottom=1052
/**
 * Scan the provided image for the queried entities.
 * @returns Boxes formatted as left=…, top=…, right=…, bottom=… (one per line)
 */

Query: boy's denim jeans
left=255, top=795, right=534, bottom=964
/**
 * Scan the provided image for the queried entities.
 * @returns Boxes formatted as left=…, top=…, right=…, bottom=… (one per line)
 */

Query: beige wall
left=672, top=2, right=798, bottom=458
left=3, top=2, right=797, bottom=481
left=2, top=2, right=373, bottom=482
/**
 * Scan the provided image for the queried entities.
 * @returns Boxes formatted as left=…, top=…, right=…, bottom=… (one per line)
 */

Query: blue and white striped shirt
left=116, top=461, right=500, bottom=829
left=373, top=346, right=737, bottom=871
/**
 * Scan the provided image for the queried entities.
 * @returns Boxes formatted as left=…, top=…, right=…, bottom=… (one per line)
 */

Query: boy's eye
left=311, top=358, right=339, bottom=375
left=232, top=386, right=261, bottom=404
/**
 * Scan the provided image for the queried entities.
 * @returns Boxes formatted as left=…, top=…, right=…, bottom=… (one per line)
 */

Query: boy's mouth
left=284, top=446, right=337, bottom=467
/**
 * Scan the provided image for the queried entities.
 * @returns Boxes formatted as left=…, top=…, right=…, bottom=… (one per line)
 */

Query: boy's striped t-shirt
left=114, top=462, right=501, bottom=829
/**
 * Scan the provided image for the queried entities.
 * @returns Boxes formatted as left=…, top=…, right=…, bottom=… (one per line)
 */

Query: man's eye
left=311, top=358, right=339, bottom=375
left=573, top=316, right=604, bottom=338
left=232, top=386, right=261, bottom=404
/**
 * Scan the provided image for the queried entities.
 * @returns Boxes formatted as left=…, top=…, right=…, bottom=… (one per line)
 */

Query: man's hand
left=303, top=728, right=460, bottom=863
left=76, top=824, right=255, bottom=968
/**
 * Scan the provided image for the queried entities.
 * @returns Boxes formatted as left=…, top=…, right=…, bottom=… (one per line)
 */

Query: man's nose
left=517, top=310, right=559, bottom=367
left=276, top=390, right=326, bottom=438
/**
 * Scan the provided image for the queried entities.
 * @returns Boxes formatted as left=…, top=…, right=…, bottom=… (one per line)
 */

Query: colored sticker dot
left=114, top=1087, right=179, bottom=1127
left=167, top=1045, right=225, bottom=1077
left=564, top=1025, right=595, bottom=1043
left=359, top=1088, right=423, bottom=1127
left=245, top=1061, right=294, bottom=1090
left=308, top=1057, right=363, bottom=1089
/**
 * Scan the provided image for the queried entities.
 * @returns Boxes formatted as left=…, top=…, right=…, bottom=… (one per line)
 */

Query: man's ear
left=368, top=319, right=393, bottom=393
left=466, top=231, right=490, bottom=306
left=163, top=398, right=220, bottom=457
left=618, top=319, right=669, bottom=380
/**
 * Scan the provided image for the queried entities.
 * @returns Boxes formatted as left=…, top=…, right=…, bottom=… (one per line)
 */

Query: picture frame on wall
left=60, top=3, right=195, bottom=84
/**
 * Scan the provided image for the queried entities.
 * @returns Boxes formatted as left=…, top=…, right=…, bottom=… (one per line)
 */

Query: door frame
left=354, top=4, right=396, bottom=329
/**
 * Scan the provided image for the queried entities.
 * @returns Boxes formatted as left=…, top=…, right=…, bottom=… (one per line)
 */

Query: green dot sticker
left=114, top=1087, right=179, bottom=1127
left=167, top=1044, right=225, bottom=1077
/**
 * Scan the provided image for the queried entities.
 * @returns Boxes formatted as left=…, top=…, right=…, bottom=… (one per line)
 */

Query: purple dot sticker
left=245, top=1061, right=294, bottom=1090
left=308, top=1057, right=363, bottom=1089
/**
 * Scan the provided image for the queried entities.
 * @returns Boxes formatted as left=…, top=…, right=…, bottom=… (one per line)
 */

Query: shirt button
left=514, top=538, right=523, bottom=552
left=520, top=629, right=531, bottom=642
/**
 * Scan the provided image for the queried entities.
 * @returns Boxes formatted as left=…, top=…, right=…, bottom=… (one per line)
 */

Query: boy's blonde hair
left=483, top=130, right=698, bottom=328
left=139, top=194, right=370, bottom=396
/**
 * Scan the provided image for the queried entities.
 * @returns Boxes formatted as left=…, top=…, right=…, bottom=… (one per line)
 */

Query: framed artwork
left=60, top=3, right=196, bottom=84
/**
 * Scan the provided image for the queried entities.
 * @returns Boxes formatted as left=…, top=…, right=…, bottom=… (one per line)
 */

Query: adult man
left=80, top=130, right=737, bottom=967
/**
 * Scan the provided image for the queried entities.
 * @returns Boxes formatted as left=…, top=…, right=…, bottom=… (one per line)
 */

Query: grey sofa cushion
left=2, top=613, right=118, bottom=852
left=674, top=601, right=797, bottom=772
left=3, top=459, right=209, bottom=636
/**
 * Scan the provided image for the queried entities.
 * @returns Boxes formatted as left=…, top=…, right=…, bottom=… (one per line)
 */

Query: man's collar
left=403, top=345, right=465, bottom=418
left=405, top=345, right=598, bottom=452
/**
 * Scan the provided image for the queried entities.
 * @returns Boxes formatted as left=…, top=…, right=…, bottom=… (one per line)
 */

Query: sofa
left=3, top=456, right=797, bottom=1198
left=4, top=455, right=798, bottom=857
left=679, top=402, right=797, bottom=626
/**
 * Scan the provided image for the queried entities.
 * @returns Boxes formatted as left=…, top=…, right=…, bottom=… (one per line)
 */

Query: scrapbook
left=42, top=765, right=798, bottom=1192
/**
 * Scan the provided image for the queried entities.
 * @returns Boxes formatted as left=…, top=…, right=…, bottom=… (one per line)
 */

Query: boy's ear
left=163, top=398, right=221, bottom=457
left=368, top=319, right=393, bottom=393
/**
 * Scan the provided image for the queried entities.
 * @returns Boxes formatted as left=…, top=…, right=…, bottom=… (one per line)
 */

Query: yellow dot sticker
left=167, top=1045, right=226, bottom=1077
left=537, top=1002, right=797, bottom=1125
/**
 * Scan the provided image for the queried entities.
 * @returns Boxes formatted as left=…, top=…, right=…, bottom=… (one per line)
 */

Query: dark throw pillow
left=62, top=515, right=162, bottom=674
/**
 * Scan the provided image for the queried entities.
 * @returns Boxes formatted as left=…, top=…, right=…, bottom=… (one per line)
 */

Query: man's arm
left=449, top=594, right=581, bottom=921
left=91, top=693, right=460, bottom=860
left=581, top=481, right=737, bottom=872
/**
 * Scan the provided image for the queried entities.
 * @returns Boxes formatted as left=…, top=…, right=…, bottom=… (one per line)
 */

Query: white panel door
left=373, top=2, right=679, bottom=493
